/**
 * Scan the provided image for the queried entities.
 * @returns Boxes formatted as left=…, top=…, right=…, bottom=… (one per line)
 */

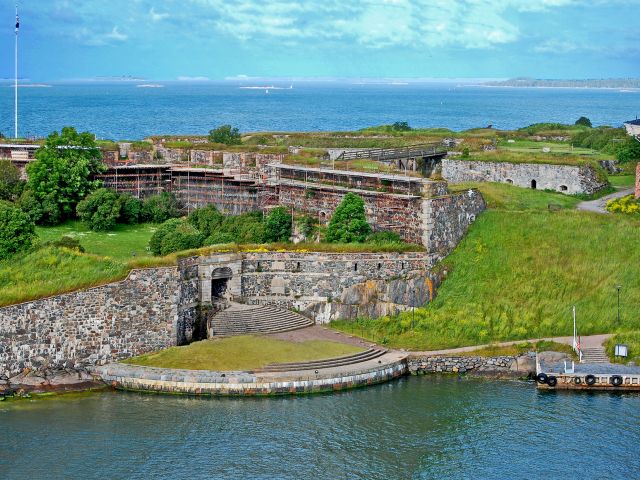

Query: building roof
left=624, top=119, right=640, bottom=126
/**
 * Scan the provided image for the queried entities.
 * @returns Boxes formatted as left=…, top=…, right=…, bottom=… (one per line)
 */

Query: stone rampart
left=0, top=268, right=179, bottom=379
left=442, top=159, right=607, bottom=194
left=407, top=354, right=536, bottom=377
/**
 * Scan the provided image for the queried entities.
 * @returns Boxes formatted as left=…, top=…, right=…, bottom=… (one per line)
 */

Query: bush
left=392, top=122, right=412, bottom=132
left=143, top=192, right=182, bottom=223
left=149, top=218, right=183, bottom=255
left=461, top=147, right=470, bottom=158
left=575, top=116, right=592, bottom=127
left=615, top=137, right=640, bottom=163
left=325, top=193, right=371, bottom=243
left=0, top=160, right=25, bottom=201
left=204, top=231, right=236, bottom=245
left=220, top=211, right=265, bottom=243
left=187, top=205, right=225, bottom=237
left=117, top=194, right=143, bottom=224
left=208, top=125, right=242, bottom=145
left=367, top=231, right=402, bottom=244
left=148, top=218, right=205, bottom=256
left=76, top=188, right=121, bottom=231
left=48, top=235, right=85, bottom=252
left=606, top=195, right=640, bottom=214
left=264, top=207, right=292, bottom=242
left=0, top=201, right=35, bottom=259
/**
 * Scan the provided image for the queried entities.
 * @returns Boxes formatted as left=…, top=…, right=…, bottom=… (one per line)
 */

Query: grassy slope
left=123, top=335, right=364, bottom=370
left=331, top=182, right=640, bottom=350
left=36, top=221, right=156, bottom=261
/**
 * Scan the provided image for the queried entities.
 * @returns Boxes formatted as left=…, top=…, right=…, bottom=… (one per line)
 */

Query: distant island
left=482, top=77, right=640, bottom=89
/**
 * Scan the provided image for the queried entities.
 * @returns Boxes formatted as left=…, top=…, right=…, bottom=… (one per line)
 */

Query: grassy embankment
left=331, top=182, right=640, bottom=351
left=605, top=333, right=640, bottom=364
left=123, top=335, right=363, bottom=371
left=0, top=222, right=422, bottom=307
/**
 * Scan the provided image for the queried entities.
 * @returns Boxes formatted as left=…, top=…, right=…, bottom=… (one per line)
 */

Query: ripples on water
left=1, top=376, right=639, bottom=479
left=0, top=84, right=638, bottom=139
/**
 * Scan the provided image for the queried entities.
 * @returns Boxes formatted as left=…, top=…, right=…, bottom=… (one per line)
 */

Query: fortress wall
left=0, top=268, right=179, bottom=379
left=442, top=159, right=607, bottom=195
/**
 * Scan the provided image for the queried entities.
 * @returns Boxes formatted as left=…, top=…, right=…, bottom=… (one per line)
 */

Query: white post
left=14, top=4, right=19, bottom=139
left=572, top=305, right=576, bottom=348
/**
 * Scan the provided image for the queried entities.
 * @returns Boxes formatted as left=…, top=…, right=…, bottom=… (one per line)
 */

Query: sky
left=0, top=0, right=639, bottom=82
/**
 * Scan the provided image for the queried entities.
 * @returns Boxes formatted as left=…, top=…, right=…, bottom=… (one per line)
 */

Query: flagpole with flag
left=14, top=4, right=19, bottom=139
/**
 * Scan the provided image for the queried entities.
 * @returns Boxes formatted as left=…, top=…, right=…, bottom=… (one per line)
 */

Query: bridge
left=329, top=143, right=447, bottom=176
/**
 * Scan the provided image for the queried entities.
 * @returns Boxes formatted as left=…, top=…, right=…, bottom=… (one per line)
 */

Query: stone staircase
left=209, top=303, right=314, bottom=336
left=580, top=347, right=610, bottom=364
left=259, top=348, right=388, bottom=373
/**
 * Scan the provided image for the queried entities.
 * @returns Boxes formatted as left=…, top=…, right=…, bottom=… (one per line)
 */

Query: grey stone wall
left=408, top=354, right=536, bottom=376
left=422, top=189, right=486, bottom=259
left=442, top=159, right=608, bottom=194
left=0, top=268, right=179, bottom=379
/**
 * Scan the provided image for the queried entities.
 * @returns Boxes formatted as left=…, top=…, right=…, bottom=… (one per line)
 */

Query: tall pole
left=14, top=4, right=19, bottom=139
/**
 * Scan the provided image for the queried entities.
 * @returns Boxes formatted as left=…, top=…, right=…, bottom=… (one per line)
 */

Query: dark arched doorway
left=531, top=179, right=537, bottom=189
left=211, top=267, right=233, bottom=300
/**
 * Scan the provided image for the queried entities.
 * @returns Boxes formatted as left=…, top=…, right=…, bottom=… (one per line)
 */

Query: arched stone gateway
left=211, top=267, right=233, bottom=300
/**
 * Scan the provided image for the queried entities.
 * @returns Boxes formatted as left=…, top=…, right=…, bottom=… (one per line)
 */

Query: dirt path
left=576, top=187, right=634, bottom=214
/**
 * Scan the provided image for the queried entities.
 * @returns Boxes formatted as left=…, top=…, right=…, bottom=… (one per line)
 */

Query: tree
left=117, top=194, right=143, bottom=224
left=264, top=206, right=292, bottom=242
left=25, top=127, right=105, bottom=225
left=0, top=160, right=25, bottom=201
left=76, top=188, right=121, bottom=231
left=391, top=121, right=412, bottom=132
left=142, top=192, right=181, bottom=223
left=615, top=137, right=640, bottom=162
left=187, top=204, right=224, bottom=237
left=148, top=218, right=204, bottom=256
left=575, top=116, right=592, bottom=128
left=0, top=201, right=35, bottom=259
left=208, top=125, right=242, bottom=145
left=325, top=193, right=371, bottom=243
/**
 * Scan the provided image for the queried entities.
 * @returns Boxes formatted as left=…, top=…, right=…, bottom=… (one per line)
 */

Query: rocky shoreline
left=1, top=368, right=106, bottom=399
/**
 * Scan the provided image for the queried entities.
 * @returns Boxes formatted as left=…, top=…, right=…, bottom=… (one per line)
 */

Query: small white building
left=623, top=118, right=640, bottom=137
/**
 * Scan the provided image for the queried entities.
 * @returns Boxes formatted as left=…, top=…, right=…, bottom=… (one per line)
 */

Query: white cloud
left=150, top=7, right=170, bottom=22
left=177, top=76, right=210, bottom=81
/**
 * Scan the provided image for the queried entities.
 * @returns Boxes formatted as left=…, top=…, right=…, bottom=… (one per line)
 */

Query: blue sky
left=1, top=0, right=639, bottom=81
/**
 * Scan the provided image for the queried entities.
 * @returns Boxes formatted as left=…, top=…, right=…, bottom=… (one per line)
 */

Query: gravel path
left=576, top=187, right=634, bottom=214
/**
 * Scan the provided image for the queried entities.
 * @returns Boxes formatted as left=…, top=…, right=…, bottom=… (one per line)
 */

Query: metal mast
left=14, top=4, right=19, bottom=139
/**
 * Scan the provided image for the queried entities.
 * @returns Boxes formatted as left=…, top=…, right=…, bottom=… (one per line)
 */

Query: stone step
left=259, top=349, right=387, bottom=372
left=209, top=304, right=314, bottom=336
left=580, top=347, right=610, bottom=364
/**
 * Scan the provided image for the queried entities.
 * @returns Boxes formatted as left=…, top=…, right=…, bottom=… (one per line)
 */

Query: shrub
left=159, top=226, right=205, bottom=256
left=326, top=193, right=371, bottom=243
left=461, top=147, right=470, bottom=158
left=367, top=230, right=402, bottom=244
left=392, top=121, right=412, bottom=132
left=575, top=116, right=592, bottom=127
left=264, top=206, right=292, bottom=242
left=143, top=192, right=182, bottom=223
left=76, top=188, right=121, bottom=231
left=208, top=125, right=242, bottom=145
left=117, top=194, right=143, bottom=224
left=149, top=218, right=183, bottom=255
left=0, top=160, right=25, bottom=201
left=204, top=232, right=236, bottom=245
left=297, top=215, right=317, bottom=240
left=187, top=205, right=225, bottom=237
left=49, top=235, right=85, bottom=252
left=0, top=201, right=36, bottom=260
left=615, top=137, right=640, bottom=163
left=606, top=195, right=640, bottom=214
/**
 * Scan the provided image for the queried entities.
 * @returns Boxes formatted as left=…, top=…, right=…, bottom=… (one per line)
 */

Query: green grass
left=466, top=150, right=610, bottom=166
left=455, top=341, right=576, bottom=358
left=497, top=139, right=599, bottom=156
left=0, top=246, right=129, bottom=306
left=605, top=333, right=640, bottom=364
left=331, top=193, right=640, bottom=350
left=123, top=335, right=364, bottom=371
left=608, top=175, right=636, bottom=188
left=449, top=182, right=581, bottom=210
left=36, top=221, right=156, bottom=261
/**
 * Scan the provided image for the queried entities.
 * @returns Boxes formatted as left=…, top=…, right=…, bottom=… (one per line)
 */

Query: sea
left=0, top=82, right=639, bottom=140
left=1, top=376, right=639, bottom=479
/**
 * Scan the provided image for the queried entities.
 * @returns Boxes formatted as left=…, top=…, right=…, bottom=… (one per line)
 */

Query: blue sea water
left=0, top=83, right=639, bottom=140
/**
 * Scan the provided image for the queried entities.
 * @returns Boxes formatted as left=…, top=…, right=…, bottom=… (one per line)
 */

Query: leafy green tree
left=208, top=125, right=242, bottom=145
left=142, top=192, right=181, bottom=223
left=325, top=193, right=371, bottom=243
left=0, top=201, right=35, bottom=259
left=220, top=211, right=265, bottom=243
left=25, top=127, right=105, bottom=225
left=117, top=194, right=143, bottom=224
left=615, top=137, right=640, bottom=162
left=148, top=218, right=204, bottom=256
left=76, top=188, right=121, bottom=231
left=187, top=205, right=225, bottom=237
left=149, top=218, right=183, bottom=255
left=575, top=116, right=593, bottom=128
left=204, top=231, right=236, bottom=245
left=0, top=160, right=25, bottom=201
left=264, top=207, right=292, bottom=242
left=391, top=121, right=412, bottom=132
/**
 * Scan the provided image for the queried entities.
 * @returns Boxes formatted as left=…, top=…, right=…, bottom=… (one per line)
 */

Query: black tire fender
left=573, top=377, right=581, bottom=384
left=536, top=373, right=548, bottom=384
left=547, top=376, right=558, bottom=387
left=585, top=374, right=596, bottom=386
left=610, top=375, right=623, bottom=387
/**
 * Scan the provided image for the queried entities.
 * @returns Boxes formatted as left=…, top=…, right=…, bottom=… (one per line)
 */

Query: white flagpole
left=14, top=4, right=19, bottom=139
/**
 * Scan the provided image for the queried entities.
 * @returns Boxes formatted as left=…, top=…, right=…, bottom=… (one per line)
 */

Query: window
left=354, top=263, right=358, bottom=272
left=377, top=263, right=382, bottom=270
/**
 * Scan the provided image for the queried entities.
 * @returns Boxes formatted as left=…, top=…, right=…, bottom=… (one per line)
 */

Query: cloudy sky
left=1, top=0, right=639, bottom=81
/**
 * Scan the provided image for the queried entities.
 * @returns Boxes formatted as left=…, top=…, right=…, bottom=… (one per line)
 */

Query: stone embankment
left=407, top=354, right=537, bottom=378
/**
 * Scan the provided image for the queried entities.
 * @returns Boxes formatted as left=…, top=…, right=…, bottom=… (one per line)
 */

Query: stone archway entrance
left=211, top=267, right=233, bottom=300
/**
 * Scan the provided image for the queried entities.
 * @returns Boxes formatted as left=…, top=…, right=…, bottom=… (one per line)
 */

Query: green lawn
left=331, top=183, right=640, bottom=350
left=497, top=139, right=599, bottom=156
left=608, top=175, right=636, bottom=188
left=36, top=221, right=157, bottom=261
left=449, top=182, right=581, bottom=210
left=123, top=335, right=364, bottom=371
